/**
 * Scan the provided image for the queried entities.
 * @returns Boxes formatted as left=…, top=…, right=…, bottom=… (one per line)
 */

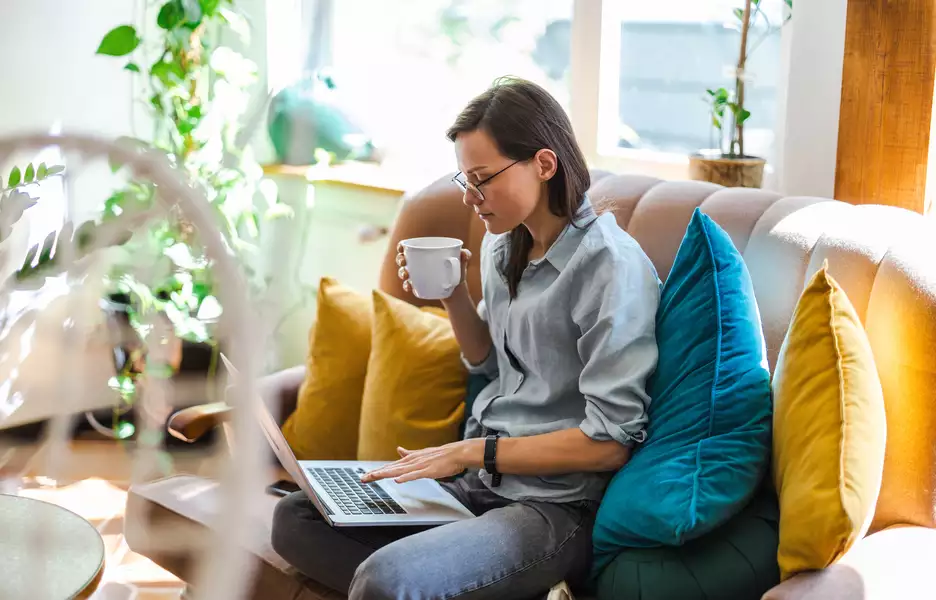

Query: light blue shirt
left=463, top=196, right=661, bottom=503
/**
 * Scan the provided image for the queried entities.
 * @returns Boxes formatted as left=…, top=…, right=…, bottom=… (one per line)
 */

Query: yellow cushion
left=772, top=264, right=887, bottom=580
left=282, top=278, right=371, bottom=460
left=357, top=290, right=467, bottom=461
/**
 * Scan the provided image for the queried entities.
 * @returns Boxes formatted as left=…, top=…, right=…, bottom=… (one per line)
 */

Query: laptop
left=221, top=354, right=475, bottom=527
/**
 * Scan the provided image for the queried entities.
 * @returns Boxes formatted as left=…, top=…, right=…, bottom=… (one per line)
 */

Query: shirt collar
left=491, top=195, right=598, bottom=275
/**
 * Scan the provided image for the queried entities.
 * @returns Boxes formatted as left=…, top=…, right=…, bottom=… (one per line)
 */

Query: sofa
left=124, top=171, right=936, bottom=599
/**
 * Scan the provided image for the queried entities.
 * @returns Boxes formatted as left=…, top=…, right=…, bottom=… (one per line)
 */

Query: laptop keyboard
left=309, top=467, right=408, bottom=516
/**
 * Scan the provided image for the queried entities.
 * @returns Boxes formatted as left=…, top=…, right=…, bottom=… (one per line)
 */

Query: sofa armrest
left=167, top=402, right=233, bottom=442
left=167, top=365, right=308, bottom=443
left=762, top=525, right=936, bottom=600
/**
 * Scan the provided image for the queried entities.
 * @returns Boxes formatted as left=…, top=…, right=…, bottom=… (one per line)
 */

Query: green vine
left=91, top=0, right=291, bottom=437
left=96, top=0, right=289, bottom=340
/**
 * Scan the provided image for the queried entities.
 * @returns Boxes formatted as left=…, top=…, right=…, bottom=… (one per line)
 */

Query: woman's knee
left=270, top=491, right=320, bottom=563
left=348, top=546, right=409, bottom=600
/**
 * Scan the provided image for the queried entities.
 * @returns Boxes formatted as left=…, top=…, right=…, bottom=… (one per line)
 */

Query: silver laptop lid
left=219, top=353, right=313, bottom=496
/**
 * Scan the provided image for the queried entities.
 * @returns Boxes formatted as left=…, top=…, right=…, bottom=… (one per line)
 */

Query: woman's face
left=453, top=129, right=556, bottom=235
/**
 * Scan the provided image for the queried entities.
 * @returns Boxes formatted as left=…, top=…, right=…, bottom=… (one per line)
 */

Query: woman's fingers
left=365, top=460, right=423, bottom=482
left=395, top=252, right=407, bottom=267
left=394, top=468, right=432, bottom=484
left=397, top=266, right=408, bottom=281
left=457, top=248, right=472, bottom=285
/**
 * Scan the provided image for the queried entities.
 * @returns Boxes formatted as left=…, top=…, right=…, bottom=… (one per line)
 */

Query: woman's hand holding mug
left=396, top=237, right=471, bottom=301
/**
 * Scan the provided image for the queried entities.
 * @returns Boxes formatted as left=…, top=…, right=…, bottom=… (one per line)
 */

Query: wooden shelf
left=262, top=161, right=436, bottom=196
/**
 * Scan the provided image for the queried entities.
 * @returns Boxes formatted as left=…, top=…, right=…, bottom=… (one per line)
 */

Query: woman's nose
left=463, top=190, right=482, bottom=208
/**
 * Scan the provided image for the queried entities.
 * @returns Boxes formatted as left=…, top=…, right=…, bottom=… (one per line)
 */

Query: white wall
left=0, top=0, right=276, bottom=218
left=0, top=0, right=144, bottom=227
left=0, top=0, right=139, bottom=140
left=771, top=0, right=849, bottom=198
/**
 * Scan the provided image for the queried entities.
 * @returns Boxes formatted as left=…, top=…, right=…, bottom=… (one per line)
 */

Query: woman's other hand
left=360, top=439, right=483, bottom=484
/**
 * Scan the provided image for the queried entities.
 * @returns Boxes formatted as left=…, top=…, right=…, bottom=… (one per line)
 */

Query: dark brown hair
left=446, top=76, right=591, bottom=298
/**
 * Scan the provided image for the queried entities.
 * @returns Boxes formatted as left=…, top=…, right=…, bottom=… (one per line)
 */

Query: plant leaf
left=46, top=165, right=65, bottom=176
left=8, top=166, right=21, bottom=187
left=199, top=0, right=222, bottom=15
left=182, top=0, right=204, bottom=28
left=157, top=1, right=185, bottom=30
left=125, top=62, right=141, bottom=73
left=151, top=59, right=185, bottom=86
left=24, top=163, right=35, bottom=183
left=733, top=8, right=744, bottom=21
left=37, top=163, right=48, bottom=179
left=177, top=120, right=194, bottom=135
left=738, top=109, right=752, bottom=125
left=219, top=7, right=251, bottom=42
left=37, top=230, right=57, bottom=268
left=96, top=25, right=141, bottom=57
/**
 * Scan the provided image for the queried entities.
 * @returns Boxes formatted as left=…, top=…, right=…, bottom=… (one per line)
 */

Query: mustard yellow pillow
left=357, top=290, right=467, bottom=461
left=282, top=278, right=371, bottom=460
left=772, top=264, right=886, bottom=580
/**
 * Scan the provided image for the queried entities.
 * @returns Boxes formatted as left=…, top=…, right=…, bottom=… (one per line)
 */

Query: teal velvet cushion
left=595, top=484, right=780, bottom=600
left=592, top=208, right=772, bottom=572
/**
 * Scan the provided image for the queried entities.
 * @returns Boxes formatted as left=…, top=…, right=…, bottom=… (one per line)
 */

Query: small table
left=0, top=494, right=105, bottom=599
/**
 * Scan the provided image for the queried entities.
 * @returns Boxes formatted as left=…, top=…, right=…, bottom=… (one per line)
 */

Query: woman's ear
left=533, top=149, right=558, bottom=181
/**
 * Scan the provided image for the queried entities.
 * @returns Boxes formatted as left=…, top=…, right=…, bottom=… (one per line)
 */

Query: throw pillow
left=772, top=264, right=886, bottom=580
left=592, top=208, right=772, bottom=572
left=595, top=483, right=780, bottom=600
left=282, top=277, right=372, bottom=460
left=357, top=290, right=467, bottom=460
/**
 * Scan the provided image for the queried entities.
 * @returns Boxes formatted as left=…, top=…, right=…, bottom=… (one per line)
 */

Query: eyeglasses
left=452, top=160, right=522, bottom=202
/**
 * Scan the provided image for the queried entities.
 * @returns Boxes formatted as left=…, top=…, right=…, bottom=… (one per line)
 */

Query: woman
left=272, top=77, right=661, bottom=600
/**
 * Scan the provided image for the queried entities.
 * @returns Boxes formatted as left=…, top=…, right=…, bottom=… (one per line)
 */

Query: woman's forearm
left=442, top=284, right=493, bottom=366
left=460, top=428, right=631, bottom=476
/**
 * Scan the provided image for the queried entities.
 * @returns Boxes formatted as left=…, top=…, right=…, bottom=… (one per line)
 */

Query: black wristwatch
left=484, top=434, right=502, bottom=487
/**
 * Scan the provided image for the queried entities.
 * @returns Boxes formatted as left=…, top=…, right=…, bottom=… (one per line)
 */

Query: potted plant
left=689, top=0, right=791, bottom=188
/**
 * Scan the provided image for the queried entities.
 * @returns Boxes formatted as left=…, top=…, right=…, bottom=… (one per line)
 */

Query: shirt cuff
left=461, top=347, right=498, bottom=378
left=580, top=419, right=647, bottom=448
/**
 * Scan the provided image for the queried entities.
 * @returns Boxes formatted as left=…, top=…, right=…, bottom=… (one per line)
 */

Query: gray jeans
left=271, top=470, right=597, bottom=600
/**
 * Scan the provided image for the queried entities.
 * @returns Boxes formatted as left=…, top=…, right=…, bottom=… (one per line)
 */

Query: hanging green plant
left=93, top=0, right=291, bottom=345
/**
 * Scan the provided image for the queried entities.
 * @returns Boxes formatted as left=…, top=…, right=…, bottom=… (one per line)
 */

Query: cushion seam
left=689, top=215, right=723, bottom=534
left=829, top=275, right=853, bottom=566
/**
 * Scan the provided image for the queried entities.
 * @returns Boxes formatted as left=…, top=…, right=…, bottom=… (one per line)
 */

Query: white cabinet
left=260, top=169, right=402, bottom=371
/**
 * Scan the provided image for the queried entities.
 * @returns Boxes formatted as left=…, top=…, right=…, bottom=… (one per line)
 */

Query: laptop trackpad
left=384, top=479, right=474, bottom=517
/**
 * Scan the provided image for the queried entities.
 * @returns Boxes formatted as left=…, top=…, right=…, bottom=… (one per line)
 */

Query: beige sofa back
left=380, top=172, right=936, bottom=536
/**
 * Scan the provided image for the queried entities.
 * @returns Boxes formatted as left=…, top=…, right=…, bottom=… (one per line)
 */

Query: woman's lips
left=477, top=212, right=493, bottom=220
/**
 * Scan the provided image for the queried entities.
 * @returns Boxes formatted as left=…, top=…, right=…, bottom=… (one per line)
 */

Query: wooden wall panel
left=835, top=0, right=936, bottom=214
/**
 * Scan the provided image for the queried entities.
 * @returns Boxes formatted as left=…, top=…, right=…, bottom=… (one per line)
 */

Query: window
left=284, top=0, right=572, bottom=183
left=272, top=0, right=784, bottom=180
left=610, top=1, right=783, bottom=160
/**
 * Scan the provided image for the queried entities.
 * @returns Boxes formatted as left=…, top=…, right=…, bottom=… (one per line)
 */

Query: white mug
left=401, top=237, right=463, bottom=300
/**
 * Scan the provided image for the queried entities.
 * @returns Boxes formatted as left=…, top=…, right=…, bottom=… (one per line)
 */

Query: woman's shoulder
left=575, top=213, right=657, bottom=277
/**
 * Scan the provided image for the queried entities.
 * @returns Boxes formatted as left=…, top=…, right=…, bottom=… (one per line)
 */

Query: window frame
left=291, top=0, right=798, bottom=182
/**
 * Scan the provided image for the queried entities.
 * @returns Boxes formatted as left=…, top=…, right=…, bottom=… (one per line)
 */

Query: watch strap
left=484, top=434, right=501, bottom=487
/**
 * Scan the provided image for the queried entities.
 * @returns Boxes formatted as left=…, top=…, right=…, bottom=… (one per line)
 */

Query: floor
left=0, top=432, right=228, bottom=600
